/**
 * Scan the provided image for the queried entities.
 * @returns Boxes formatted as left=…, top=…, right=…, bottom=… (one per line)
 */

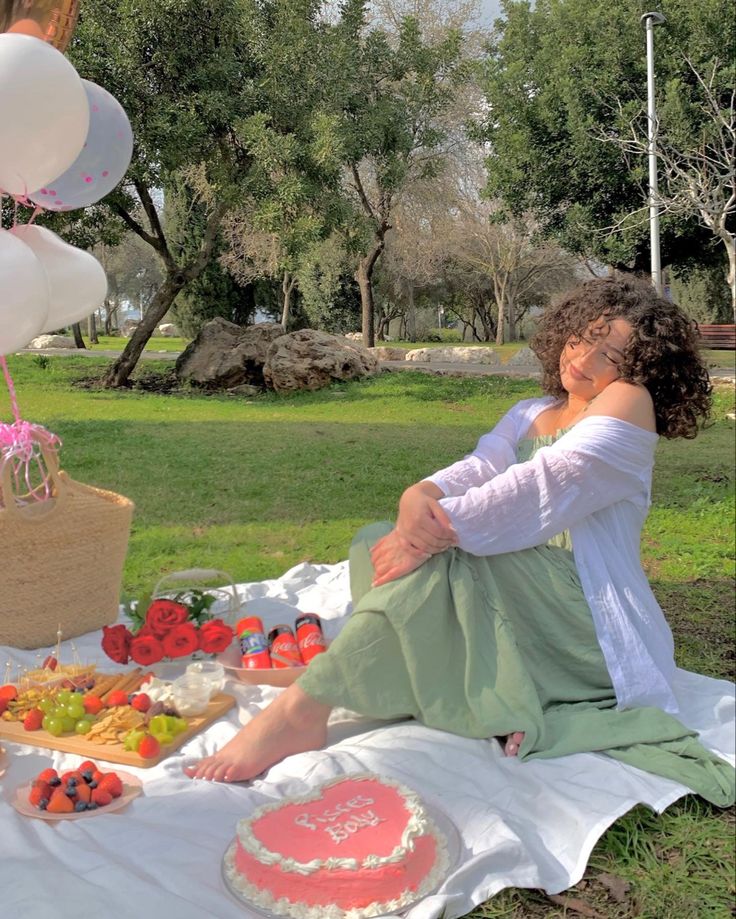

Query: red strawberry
left=130, top=692, right=151, bottom=713
left=98, top=773, right=123, bottom=798
left=82, top=694, right=104, bottom=715
left=75, top=782, right=92, bottom=804
left=61, top=770, right=84, bottom=784
left=42, top=655, right=58, bottom=671
left=137, top=734, right=161, bottom=760
left=91, top=770, right=105, bottom=785
left=47, top=788, right=74, bottom=814
left=91, top=788, right=113, bottom=807
left=23, top=708, right=44, bottom=731
left=36, top=767, right=59, bottom=784
left=0, top=684, right=18, bottom=701
left=28, top=782, right=52, bottom=807
left=106, top=690, right=129, bottom=707
left=0, top=699, right=8, bottom=715
left=78, top=760, right=97, bottom=775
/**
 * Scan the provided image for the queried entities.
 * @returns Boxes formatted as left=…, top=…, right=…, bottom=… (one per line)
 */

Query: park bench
left=697, top=324, right=736, bottom=350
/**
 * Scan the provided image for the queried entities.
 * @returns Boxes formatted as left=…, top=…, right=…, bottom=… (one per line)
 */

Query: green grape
left=61, top=715, right=77, bottom=733
left=38, top=698, right=55, bottom=714
left=46, top=717, right=65, bottom=737
left=66, top=700, right=85, bottom=719
left=74, top=719, right=92, bottom=734
left=56, top=690, right=72, bottom=705
left=41, top=714, right=54, bottom=732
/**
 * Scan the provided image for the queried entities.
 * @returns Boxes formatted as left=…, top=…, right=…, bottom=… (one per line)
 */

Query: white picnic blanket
left=0, top=561, right=733, bottom=919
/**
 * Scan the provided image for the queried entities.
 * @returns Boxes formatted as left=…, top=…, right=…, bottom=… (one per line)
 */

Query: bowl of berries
left=12, top=760, right=142, bottom=820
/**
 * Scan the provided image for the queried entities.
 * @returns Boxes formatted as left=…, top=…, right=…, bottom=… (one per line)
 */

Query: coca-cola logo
left=300, top=631, right=326, bottom=649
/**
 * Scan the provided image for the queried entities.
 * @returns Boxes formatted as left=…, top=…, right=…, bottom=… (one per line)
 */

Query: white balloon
left=10, top=225, right=107, bottom=333
left=0, top=34, right=89, bottom=196
left=0, top=229, right=49, bottom=355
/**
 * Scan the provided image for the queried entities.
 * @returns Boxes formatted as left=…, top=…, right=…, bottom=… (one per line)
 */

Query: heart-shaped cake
left=223, top=773, right=450, bottom=919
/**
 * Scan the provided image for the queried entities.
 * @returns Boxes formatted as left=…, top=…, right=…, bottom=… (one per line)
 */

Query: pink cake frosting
left=223, top=773, right=450, bottom=919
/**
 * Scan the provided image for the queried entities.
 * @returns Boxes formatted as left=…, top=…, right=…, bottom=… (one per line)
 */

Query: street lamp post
left=641, top=11, right=666, bottom=296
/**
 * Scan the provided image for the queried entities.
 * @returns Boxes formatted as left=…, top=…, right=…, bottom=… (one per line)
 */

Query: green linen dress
left=298, top=433, right=735, bottom=806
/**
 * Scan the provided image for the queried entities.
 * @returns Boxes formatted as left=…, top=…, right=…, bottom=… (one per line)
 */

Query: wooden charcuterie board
left=0, top=684, right=236, bottom=768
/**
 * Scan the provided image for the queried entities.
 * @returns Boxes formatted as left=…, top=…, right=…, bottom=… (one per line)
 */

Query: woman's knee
left=350, top=521, right=394, bottom=553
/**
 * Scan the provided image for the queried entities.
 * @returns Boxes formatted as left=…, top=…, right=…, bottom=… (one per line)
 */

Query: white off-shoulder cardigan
left=426, top=396, right=678, bottom=714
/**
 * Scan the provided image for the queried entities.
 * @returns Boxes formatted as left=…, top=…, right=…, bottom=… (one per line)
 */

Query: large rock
left=120, top=319, right=140, bottom=337
left=175, top=318, right=286, bottom=388
left=405, top=346, right=500, bottom=365
left=27, top=334, right=75, bottom=349
left=506, top=346, right=542, bottom=370
left=369, top=346, right=406, bottom=361
left=264, top=329, right=379, bottom=394
left=157, top=322, right=180, bottom=337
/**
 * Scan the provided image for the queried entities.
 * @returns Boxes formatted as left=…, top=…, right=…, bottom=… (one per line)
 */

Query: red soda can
left=295, top=613, right=327, bottom=664
left=268, top=624, right=304, bottom=668
left=236, top=616, right=271, bottom=669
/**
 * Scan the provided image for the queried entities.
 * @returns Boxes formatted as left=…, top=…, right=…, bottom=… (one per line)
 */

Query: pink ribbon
left=0, top=357, right=62, bottom=508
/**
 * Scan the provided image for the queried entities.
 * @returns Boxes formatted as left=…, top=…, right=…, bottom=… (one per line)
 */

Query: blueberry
left=74, top=687, right=85, bottom=693
left=86, top=802, right=98, bottom=810
left=49, top=776, right=61, bottom=787
left=88, top=780, right=98, bottom=789
left=39, top=799, right=49, bottom=810
left=64, top=788, right=77, bottom=797
left=81, top=770, right=94, bottom=783
left=66, top=777, right=78, bottom=786
left=74, top=801, right=87, bottom=812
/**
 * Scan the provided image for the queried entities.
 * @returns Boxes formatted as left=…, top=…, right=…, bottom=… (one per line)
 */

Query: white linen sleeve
left=438, top=417, right=657, bottom=556
left=425, top=398, right=551, bottom=497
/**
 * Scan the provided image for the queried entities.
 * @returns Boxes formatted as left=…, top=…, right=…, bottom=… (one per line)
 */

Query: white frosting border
left=223, top=773, right=451, bottom=919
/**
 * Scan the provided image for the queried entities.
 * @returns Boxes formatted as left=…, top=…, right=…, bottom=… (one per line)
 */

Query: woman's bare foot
left=503, top=731, right=525, bottom=756
left=185, top=684, right=332, bottom=783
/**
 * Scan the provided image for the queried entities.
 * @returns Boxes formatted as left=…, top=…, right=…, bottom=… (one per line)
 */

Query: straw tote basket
left=0, top=446, right=134, bottom=649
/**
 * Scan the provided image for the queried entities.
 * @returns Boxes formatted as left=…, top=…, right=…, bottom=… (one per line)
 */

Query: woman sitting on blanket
left=187, top=275, right=732, bottom=803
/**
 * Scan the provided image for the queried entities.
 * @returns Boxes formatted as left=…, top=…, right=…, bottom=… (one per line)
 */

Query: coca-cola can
left=236, top=616, right=271, bottom=669
left=268, top=624, right=304, bottom=668
left=295, top=613, right=327, bottom=664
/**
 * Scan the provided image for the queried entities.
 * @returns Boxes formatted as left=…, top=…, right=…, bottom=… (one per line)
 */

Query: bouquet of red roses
left=101, top=590, right=235, bottom=667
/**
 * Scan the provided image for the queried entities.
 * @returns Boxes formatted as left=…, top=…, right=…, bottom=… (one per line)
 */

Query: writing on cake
left=294, top=794, right=385, bottom=844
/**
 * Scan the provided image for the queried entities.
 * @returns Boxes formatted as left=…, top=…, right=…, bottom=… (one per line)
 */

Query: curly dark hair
left=530, top=275, right=712, bottom=439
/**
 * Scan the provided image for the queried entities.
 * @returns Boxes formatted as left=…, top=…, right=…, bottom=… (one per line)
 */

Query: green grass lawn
left=2, top=353, right=734, bottom=918
left=81, top=335, right=190, bottom=352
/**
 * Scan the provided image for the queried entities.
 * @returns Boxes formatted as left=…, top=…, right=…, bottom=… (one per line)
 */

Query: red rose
left=198, top=619, right=235, bottom=654
left=145, top=599, right=190, bottom=637
left=162, top=622, right=199, bottom=659
left=129, top=633, right=165, bottom=666
left=101, top=624, right=132, bottom=665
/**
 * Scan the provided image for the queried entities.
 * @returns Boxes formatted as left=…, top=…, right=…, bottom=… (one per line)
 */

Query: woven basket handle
left=0, top=443, right=68, bottom=521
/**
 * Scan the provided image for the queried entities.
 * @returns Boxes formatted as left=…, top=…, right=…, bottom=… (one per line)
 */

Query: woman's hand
left=370, top=529, right=431, bottom=587
left=395, top=482, right=458, bottom=555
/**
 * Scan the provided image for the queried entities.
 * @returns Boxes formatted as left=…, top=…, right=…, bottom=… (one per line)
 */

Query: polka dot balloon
left=28, top=79, right=133, bottom=212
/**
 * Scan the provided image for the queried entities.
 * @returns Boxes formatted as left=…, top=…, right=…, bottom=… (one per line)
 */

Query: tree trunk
left=103, top=275, right=186, bottom=387
left=281, top=272, right=295, bottom=329
left=104, top=300, right=113, bottom=335
left=406, top=281, right=416, bottom=342
left=356, top=259, right=376, bottom=349
left=495, top=296, right=505, bottom=345
left=71, top=323, right=86, bottom=349
left=722, top=235, right=735, bottom=323
left=88, top=313, right=99, bottom=345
